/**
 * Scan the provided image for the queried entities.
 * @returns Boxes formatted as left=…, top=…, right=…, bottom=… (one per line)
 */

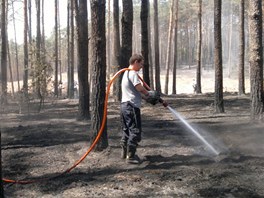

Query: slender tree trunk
left=90, top=0, right=108, bottom=150
left=1, top=0, right=7, bottom=104
left=23, top=0, right=29, bottom=96
left=41, top=0, right=47, bottom=99
left=67, top=0, right=75, bottom=98
left=248, top=0, right=263, bottom=120
left=75, top=0, right=90, bottom=120
left=120, top=0, right=133, bottom=68
left=67, top=0, right=71, bottom=97
left=36, top=0, right=41, bottom=98
left=58, top=2, right=62, bottom=84
left=117, top=0, right=133, bottom=100
left=11, top=1, right=20, bottom=91
left=227, top=1, right=233, bottom=78
left=164, top=0, right=174, bottom=95
left=141, top=0, right=150, bottom=86
left=214, top=0, right=224, bottom=113
left=7, top=41, right=15, bottom=96
left=28, top=0, right=33, bottom=92
left=54, top=0, right=59, bottom=96
left=148, top=0, right=154, bottom=88
left=107, top=0, right=111, bottom=80
left=187, top=24, right=191, bottom=69
left=112, top=0, right=120, bottom=101
left=172, top=0, right=178, bottom=95
left=196, top=0, right=202, bottom=94
left=238, top=0, right=245, bottom=95
left=153, top=0, right=161, bottom=92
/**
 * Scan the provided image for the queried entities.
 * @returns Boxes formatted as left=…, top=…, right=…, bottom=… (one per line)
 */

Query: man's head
left=129, top=54, right=144, bottom=71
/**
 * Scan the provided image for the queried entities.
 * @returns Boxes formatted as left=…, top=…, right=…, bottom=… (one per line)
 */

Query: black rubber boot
left=126, top=146, right=140, bottom=164
left=121, top=144, right=127, bottom=159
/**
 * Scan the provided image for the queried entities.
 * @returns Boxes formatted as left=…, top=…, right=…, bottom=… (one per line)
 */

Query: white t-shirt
left=121, top=70, right=142, bottom=108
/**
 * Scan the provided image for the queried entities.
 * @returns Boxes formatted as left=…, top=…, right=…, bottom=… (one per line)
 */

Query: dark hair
left=129, top=54, right=144, bottom=65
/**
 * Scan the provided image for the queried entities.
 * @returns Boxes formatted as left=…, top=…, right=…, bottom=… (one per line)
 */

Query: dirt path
left=1, top=93, right=264, bottom=197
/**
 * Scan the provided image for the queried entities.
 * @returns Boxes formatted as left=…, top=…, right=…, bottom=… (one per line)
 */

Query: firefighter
left=120, top=54, right=160, bottom=164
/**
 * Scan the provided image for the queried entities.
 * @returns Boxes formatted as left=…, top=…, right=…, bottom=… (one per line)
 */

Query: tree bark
left=172, top=0, right=179, bottom=95
left=67, top=0, right=74, bottom=98
left=1, top=0, right=7, bottom=104
left=196, top=0, right=202, bottom=94
left=35, top=0, right=41, bottom=98
left=11, top=1, right=20, bottom=91
left=106, top=0, right=111, bottom=80
left=141, top=0, right=150, bottom=86
left=238, top=0, right=245, bottom=95
left=75, top=0, right=90, bottom=120
left=23, top=0, right=29, bottom=96
left=117, top=0, right=133, bottom=100
left=148, top=0, right=154, bottom=88
left=214, top=0, right=224, bottom=113
left=227, top=1, right=233, bottom=78
left=164, top=0, right=174, bottom=95
left=54, top=0, right=59, bottom=96
left=153, top=0, right=161, bottom=93
left=112, top=0, right=121, bottom=101
left=248, top=0, right=263, bottom=120
left=90, top=0, right=108, bottom=150
left=7, top=40, right=15, bottom=96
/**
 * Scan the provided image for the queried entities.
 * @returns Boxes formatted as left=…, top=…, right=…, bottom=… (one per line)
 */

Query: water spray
left=167, top=106, right=220, bottom=155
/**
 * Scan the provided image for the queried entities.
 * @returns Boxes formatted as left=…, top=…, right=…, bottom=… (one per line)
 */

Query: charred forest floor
left=1, top=92, right=264, bottom=198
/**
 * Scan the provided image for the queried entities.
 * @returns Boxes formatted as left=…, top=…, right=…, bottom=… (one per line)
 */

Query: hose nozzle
left=159, top=98, right=168, bottom=107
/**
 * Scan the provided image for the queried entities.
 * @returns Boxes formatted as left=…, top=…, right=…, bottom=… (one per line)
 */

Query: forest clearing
left=1, top=69, right=264, bottom=198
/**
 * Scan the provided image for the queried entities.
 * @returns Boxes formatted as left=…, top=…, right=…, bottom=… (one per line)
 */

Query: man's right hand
left=146, top=90, right=160, bottom=105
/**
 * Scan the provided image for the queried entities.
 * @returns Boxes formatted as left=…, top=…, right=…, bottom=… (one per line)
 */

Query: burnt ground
left=1, top=93, right=264, bottom=198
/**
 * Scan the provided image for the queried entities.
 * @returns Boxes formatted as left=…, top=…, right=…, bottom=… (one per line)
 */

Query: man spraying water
left=120, top=54, right=165, bottom=164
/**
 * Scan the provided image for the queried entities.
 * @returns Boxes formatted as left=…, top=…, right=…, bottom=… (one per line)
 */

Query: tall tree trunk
left=54, top=0, right=59, bottom=96
left=117, top=0, right=133, bottom=100
left=164, top=0, right=174, bottom=95
left=58, top=2, right=62, bottom=84
left=112, top=0, right=120, bottom=101
left=120, top=0, right=133, bottom=68
left=35, top=0, right=41, bottom=98
left=90, top=0, right=108, bottom=150
left=187, top=24, right=191, bottom=69
left=67, top=0, right=71, bottom=97
left=41, top=0, right=45, bottom=51
left=28, top=0, right=33, bottom=92
left=7, top=41, right=15, bottom=96
left=196, top=0, right=202, bottom=94
left=1, top=0, right=7, bottom=104
left=106, top=0, right=111, bottom=80
left=227, top=1, right=233, bottom=78
left=41, top=0, right=47, bottom=99
left=141, top=0, right=150, bottom=86
left=238, top=0, right=245, bottom=95
left=11, top=1, right=20, bottom=91
left=23, top=0, right=29, bottom=96
left=172, top=0, right=178, bottom=95
left=67, top=0, right=74, bottom=98
left=214, top=0, right=224, bottom=113
left=153, top=0, right=161, bottom=93
left=248, top=0, right=263, bottom=120
left=75, top=0, right=90, bottom=120
left=148, top=0, right=154, bottom=88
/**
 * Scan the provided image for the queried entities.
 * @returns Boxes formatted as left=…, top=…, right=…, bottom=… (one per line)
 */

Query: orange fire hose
left=2, top=68, right=141, bottom=184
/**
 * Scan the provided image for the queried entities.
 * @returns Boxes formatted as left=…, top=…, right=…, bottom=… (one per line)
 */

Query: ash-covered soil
left=1, top=93, right=264, bottom=198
